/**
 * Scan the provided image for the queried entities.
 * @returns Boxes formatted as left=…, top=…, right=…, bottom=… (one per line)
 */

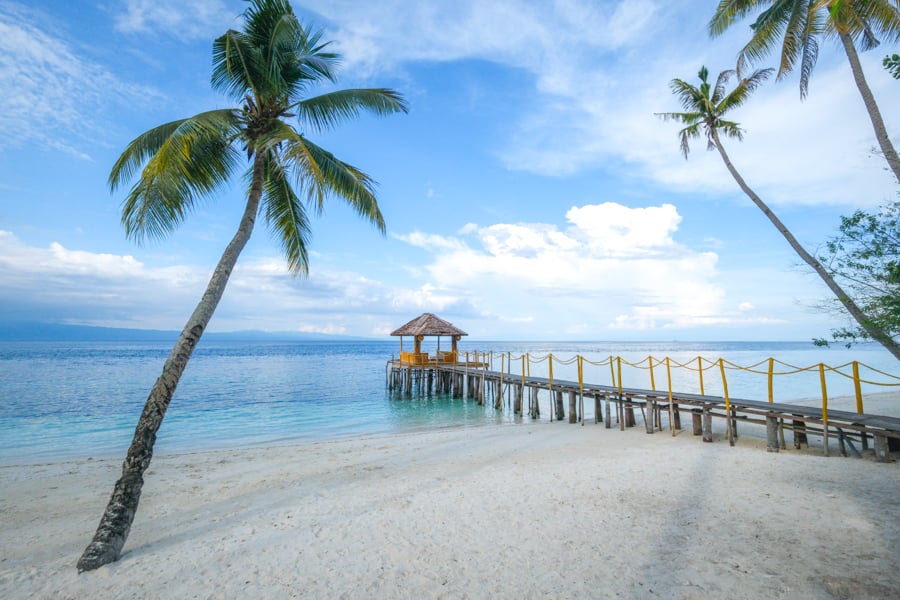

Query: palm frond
left=669, top=77, right=708, bottom=112
left=827, top=0, right=900, bottom=46
left=117, top=110, right=241, bottom=242
left=798, top=24, right=819, bottom=98
left=109, top=120, right=184, bottom=191
left=709, top=0, right=766, bottom=37
left=659, top=62, right=765, bottom=158
left=743, top=0, right=792, bottom=65
left=712, top=68, right=736, bottom=104
left=262, top=151, right=312, bottom=274
left=282, top=133, right=384, bottom=232
left=719, top=66, right=774, bottom=112
left=212, top=29, right=259, bottom=102
left=296, top=88, right=410, bottom=133
left=679, top=123, right=704, bottom=158
left=716, top=120, right=746, bottom=143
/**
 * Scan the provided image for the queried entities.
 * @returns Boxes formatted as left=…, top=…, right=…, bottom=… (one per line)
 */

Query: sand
left=2, top=394, right=899, bottom=599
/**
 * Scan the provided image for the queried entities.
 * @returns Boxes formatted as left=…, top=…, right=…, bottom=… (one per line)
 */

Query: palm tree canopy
left=655, top=60, right=774, bottom=158
left=110, top=0, right=408, bottom=274
left=709, top=0, right=900, bottom=97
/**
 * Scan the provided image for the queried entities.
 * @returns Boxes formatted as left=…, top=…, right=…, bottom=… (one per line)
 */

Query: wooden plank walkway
left=388, top=361, right=900, bottom=462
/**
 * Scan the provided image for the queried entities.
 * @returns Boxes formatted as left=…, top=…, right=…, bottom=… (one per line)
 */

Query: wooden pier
left=386, top=360, right=900, bottom=463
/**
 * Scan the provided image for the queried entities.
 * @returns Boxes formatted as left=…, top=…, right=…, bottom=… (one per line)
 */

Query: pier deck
left=387, top=361, right=900, bottom=462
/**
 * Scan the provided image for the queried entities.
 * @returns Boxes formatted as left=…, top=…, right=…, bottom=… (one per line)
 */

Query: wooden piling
left=702, top=407, right=712, bottom=443
left=766, top=415, right=779, bottom=453
left=594, top=393, right=603, bottom=423
left=792, top=415, right=808, bottom=449
left=624, top=402, right=635, bottom=428
left=874, top=435, right=891, bottom=463
left=645, top=399, right=656, bottom=434
left=692, top=409, right=702, bottom=436
left=568, top=391, right=577, bottom=424
left=555, top=390, right=565, bottom=421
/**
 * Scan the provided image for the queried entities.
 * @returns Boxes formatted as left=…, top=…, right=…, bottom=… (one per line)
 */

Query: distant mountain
left=0, top=322, right=372, bottom=342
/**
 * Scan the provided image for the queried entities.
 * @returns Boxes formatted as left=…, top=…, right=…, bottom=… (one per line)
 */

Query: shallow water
left=0, top=339, right=896, bottom=464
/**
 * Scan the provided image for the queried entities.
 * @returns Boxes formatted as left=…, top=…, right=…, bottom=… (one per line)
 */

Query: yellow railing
left=461, top=351, right=900, bottom=416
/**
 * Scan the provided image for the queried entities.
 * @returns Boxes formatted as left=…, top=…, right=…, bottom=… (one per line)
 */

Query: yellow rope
left=480, top=351, right=898, bottom=408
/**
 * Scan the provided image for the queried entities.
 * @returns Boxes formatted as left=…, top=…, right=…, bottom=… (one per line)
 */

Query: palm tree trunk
left=711, top=129, right=900, bottom=361
left=838, top=30, right=900, bottom=184
left=76, top=153, right=268, bottom=572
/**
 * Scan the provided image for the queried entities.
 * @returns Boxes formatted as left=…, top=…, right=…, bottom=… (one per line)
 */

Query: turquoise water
left=1, top=339, right=897, bottom=465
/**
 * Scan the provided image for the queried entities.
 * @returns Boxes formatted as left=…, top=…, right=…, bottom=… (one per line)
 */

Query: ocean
left=1, top=339, right=898, bottom=465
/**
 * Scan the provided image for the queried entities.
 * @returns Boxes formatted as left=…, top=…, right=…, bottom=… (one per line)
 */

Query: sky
left=0, top=0, right=898, bottom=342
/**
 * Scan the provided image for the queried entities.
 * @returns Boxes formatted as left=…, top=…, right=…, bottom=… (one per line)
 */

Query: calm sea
left=1, top=339, right=897, bottom=465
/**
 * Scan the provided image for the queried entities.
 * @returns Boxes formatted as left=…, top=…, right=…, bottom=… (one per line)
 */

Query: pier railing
left=387, top=350, right=900, bottom=460
left=460, top=351, right=900, bottom=417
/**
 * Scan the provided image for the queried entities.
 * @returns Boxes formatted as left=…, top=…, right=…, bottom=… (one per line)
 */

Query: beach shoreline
left=2, top=396, right=899, bottom=599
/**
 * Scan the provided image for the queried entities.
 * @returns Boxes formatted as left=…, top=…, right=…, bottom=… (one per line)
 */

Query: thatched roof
left=390, top=313, right=467, bottom=337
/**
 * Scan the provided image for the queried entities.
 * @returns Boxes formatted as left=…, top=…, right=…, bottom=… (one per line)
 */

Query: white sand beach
left=2, top=393, right=899, bottom=599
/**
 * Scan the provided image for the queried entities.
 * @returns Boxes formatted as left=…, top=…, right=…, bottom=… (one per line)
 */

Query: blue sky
left=0, top=0, right=897, bottom=341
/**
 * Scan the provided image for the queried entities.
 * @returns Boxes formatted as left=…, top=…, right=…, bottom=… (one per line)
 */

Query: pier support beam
left=792, top=415, right=808, bottom=449
left=645, top=400, right=656, bottom=434
left=702, top=407, right=712, bottom=443
left=874, top=435, right=891, bottom=463
left=766, top=415, right=779, bottom=453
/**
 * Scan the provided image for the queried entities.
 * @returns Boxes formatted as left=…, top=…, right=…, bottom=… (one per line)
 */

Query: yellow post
left=578, top=355, right=584, bottom=426
left=853, top=361, right=864, bottom=414
left=526, top=353, right=531, bottom=377
left=521, top=354, right=526, bottom=386
left=609, top=356, right=616, bottom=388
left=649, top=354, right=656, bottom=391
left=549, top=353, right=554, bottom=388
left=719, top=358, right=733, bottom=446
left=767, top=357, right=774, bottom=403
left=666, top=357, right=675, bottom=436
left=697, top=356, right=705, bottom=395
left=820, top=363, right=830, bottom=457
left=617, top=356, right=623, bottom=395
left=578, top=355, right=584, bottom=389
left=617, top=356, right=624, bottom=431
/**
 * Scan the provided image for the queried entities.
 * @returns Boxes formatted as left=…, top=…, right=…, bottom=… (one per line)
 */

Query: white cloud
left=391, top=202, right=746, bottom=334
left=0, top=2, right=160, bottom=158
left=303, top=0, right=897, bottom=207
left=566, top=203, right=680, bottom=256
left=113, top=0, right=237, bottom=39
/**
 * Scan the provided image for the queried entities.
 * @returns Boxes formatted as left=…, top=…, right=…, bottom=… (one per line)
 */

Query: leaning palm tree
left=77, top=0, right=407, bottom=572
left=709, top=0, right=900, bottom=183
left=656, top=62, right=900, bottom=361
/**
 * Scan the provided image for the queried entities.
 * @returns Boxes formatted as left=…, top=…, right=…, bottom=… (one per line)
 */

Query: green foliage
left=885, top=53, right=900, bottom=78
left=114, top=0, right=407, bottom=273
left=710, top=1, right=900, bottom=97
left=815, top=200, right=900, bottom=347
left=655, top=58, right=773, bottom=158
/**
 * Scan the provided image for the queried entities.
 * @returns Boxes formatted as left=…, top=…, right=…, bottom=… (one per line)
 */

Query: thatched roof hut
left=390, top=313, right=467, bottom=338
left=391, top=313, right=467, bottom=362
